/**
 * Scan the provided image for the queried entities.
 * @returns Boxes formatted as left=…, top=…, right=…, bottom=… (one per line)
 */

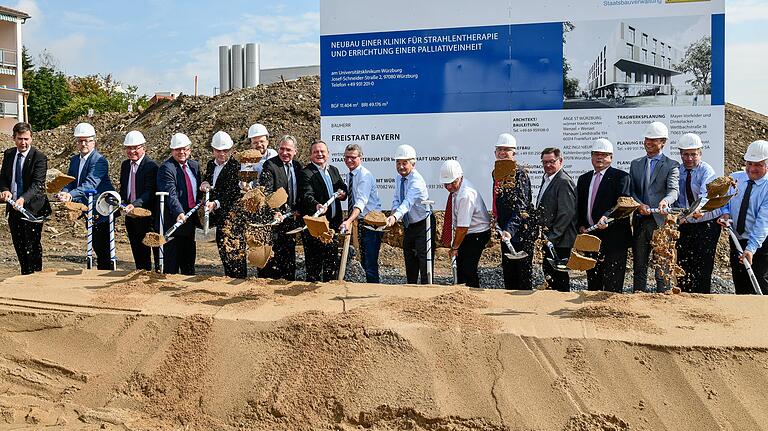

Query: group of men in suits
left=3, top=118, right=768, bottom=296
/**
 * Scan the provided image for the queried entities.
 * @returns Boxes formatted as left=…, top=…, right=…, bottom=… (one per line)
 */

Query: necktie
left=400, top=176, right=409, bottom=228
left=182, top=164, right=195, bottom=209
left=736, top=179, right=754, bottom=235
left=78, top=156, right=86, bottom=185
left=129, top=162, right=138, bottom=202
left=348, top=172, right=355, bottom=211
left=320, top=168, right=335, bottom=218
left=14, top=153, right=23, bottom=199
left=588, top=171, right=602, bottom=225
left=492, top=180, right=499, bottom=218
left=536, top=176, right=546, bottom=209
left=285, top=163, right=296, bottom=206
left=441, top=192, right=453, bottom=247
left=685, top=169, right=694, bottom=206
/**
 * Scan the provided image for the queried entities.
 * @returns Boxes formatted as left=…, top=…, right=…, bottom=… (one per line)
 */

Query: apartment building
left=0, top=5, right=28, bottom=134
left=587, top=22, right=682, bottom=98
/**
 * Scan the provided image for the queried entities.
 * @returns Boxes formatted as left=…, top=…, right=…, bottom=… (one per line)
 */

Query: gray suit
left=629, top=153, right=680, bottom=292
left=535, top=169, right=577, bottom=291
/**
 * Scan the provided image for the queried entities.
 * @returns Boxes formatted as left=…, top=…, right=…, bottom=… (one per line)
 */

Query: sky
left=11, top=0, right=768, bottom=115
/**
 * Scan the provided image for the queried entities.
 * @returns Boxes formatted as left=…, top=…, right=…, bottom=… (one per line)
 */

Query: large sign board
left=321, top=0, right=725, bottom=208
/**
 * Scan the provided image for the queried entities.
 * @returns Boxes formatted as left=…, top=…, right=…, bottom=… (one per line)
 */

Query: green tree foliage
left=677, top=36, right=712, bottom=95
left=22, top=47, right=150, bottom=131
left=52, top=74, right=149, bottom=125
left=25, top=65, right=71, bottom=131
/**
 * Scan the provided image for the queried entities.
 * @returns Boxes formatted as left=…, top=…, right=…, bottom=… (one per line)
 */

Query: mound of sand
left=1, top=272, right=768, bottom=430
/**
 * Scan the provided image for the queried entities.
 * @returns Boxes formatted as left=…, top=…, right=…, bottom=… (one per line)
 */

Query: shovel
left=286, top=190, right=343, bottom=235
left=723, top=220, right=763, bottom=295
left=143, top=200, right=206, bottom=247
left=363, top=224, right=388, bottom=232
left=337, top=225, right=352, bottom=281
left=494, top=226, right=527, bottom=260
left=7, top=199, right=45, bottom=223
left=203, top=188, right=211, bottom=235
left=545, top=240, right=570, bottom=273
left=103, top=193, right=151, bottom=218
left=250, top=210, right=294, bottom=228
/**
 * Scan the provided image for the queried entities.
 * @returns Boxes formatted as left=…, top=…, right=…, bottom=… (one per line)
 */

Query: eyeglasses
left=126, top=145, right=144, bottom=151
left=76, top=139, right=94, bottom=145
left=541, top=159, right=559, bottom=165
left=172, top=147, right=191, bottom=153
left=344, top=155, right=360, bottom=160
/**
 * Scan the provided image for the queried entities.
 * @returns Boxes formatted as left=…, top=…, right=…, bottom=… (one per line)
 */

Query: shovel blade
left=547, top=258, right=571, bottom=273
left=504, top=251, right=528, bottom=260
left=286, top=226, right=307, bottom=235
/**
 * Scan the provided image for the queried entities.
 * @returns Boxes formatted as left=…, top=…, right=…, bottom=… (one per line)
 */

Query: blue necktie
left=321, top=168, right=335, bottom=218
left=400, top=176, right=409, bottom=228
left=14, top=153, right=23, bottom=199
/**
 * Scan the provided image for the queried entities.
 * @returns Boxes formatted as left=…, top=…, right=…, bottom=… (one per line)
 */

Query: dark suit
left=119, top=156, right=159, bottom=270
left=204, top=157, right=246, bottom=278
left=298, top=162, right=348, bottom=282
left=629, top=154, right=680, bottom=292
left=576, top=167, right=632, bottom=293
left=494, top=169, right=534, bottom=290
left=0, top=147, right=51, bottom=274
left=259, top=156, right=303, bottom=280
left=534, top=169, right=577, bottom=292
left=157, top=157, right=201, bottom=275
left=62, top=150, right=116, bottom=270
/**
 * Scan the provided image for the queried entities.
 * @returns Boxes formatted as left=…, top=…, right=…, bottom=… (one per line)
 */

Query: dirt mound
left=562, top=412, right=630, bottom=431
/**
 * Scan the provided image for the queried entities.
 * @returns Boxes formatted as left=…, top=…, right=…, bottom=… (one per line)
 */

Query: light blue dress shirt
left=390, top=169, right=428, bottom=224
left=676, top=161, right=720, bottom=222
left=348, top=165, right=381, bottom=218
left=722, top=170, right=768, bottom=253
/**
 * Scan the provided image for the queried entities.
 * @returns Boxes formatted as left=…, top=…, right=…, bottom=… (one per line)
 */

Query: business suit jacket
left=157, top=157, right=201, bottom=236
left=119, top=156, right=158, bottom=212
left=260, top=156, right=303, bottom=210
left=62, top=149, right=115, bottom=203
left=577, top=166, right=632, bottom=253
left=535, top=169, right=577, bottom=248
left=298, top=163, right=347, bottom=229
left=630, top=154, right=680, bottom=226
left=0, top=147, right=51, bottom=217
left=203, top=157, right=241, bottom=228
left=495, top=169, right=533, bottom=244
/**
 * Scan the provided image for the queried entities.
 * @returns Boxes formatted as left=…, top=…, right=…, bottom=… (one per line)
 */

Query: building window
left=642, top=34, right=648, bottom=47
left=652, top=52, right=656, bottom=66
left=626, top=43, right=633, bottom=58
left=653, top=39, right=658, bottom=51
left=628, top=27, right=635, bottom=43
left=642, top=49, right=648, bottom=62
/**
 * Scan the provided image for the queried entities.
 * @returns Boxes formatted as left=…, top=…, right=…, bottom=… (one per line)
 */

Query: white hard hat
left=123, top=130, right=146, bottom=147
left=677, top=133, right=702, bottom=150
left=211, top=131, right=233, bottom=150
left=169, top=133, right=192, bottom=149
left=247, top=123, right=269, bottom=138
left=440, top=160, right=463, bottom=183
left=394, top=144, right=416, bottom=160
left=496, top=133, right=517, bottom=148
left=744, top=140, right=768, bottom=162
left=591, top=138, right=613, bottom=153
left=644, top=121, right=669, bottom=139
left=74, top=122, right=96, bottom=138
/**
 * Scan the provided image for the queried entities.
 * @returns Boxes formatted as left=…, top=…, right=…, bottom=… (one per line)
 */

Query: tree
left=53, top=74, right=149, bottom=125
left=26, top=66, right=70, bottom=131
left=677, top=36, right=711, bottom=95
left=21, top=46, right=33, bottom=72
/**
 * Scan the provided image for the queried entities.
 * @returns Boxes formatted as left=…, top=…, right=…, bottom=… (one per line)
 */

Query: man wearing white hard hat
left=157, top=133, right=202, bottom=275
left=58, top=122, right=117, bottom=270
left=629, top=121, right=679, bottom=293
left=247, top=123, right=277, bottom=174
left=119, top=130, right=159, bottom=270
left=200, top=131, right=245, bottom=278
left=718, top=140, right=768, bottom=295
left=674, top=133, right=720, bottom=293
left=441, top=160, right=491, bottom=287
left=576, top=138, right=632, bottom=292
left=386, top=144, right=434, bottom=284
left=493, top=133, right=534, bottom=290
left=259, top=135, right=304, bottom=281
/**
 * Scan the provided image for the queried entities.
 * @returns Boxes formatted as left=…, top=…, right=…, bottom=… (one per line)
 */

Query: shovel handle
left=312, top=190, right=343, bottom=217
left=725, top=224, right=763, bottom=295
left=584, top=218, right=614, bottom=233
left=164, top=200, right=206, bottom=239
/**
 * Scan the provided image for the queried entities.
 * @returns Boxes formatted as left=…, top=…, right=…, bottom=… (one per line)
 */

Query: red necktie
left=182, top=164, right=195, bottom=208
left=128, top=162, right=137, bottom=202
left=441, top=193, right=453, bottom=246
left=492, top=180, right=499, bottom=218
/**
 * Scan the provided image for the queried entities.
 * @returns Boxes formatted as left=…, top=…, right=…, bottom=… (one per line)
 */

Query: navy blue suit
left=119, top=156, right=159, bottom=270
left=62, top=149, right=116, bottom=269
left=157, top=157, right=201, bottom=274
